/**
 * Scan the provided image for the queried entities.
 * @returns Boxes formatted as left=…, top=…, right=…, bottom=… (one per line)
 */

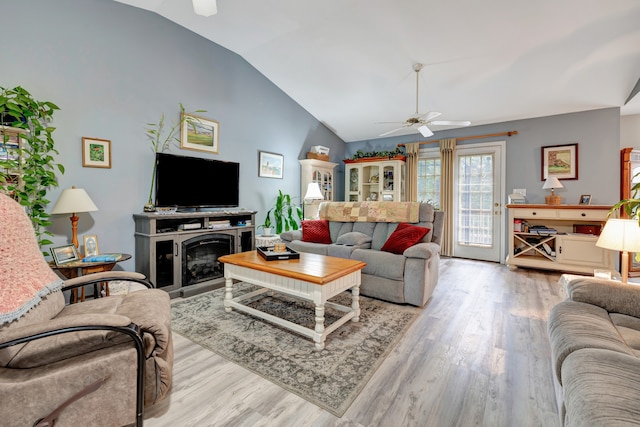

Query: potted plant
left=612, top=174, right=640, bottom=222
left=257, top=209, right=273, bottom=236
left=0, top=86, right=64, bottom=249
left=269, top=190, right=303, bottom=234
left=144, top=103, right=205, bottom=212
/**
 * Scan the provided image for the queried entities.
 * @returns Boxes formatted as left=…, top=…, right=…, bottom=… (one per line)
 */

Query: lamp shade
left=596, top=219, right=640, bottom=253
left=304, top=183, right=324, bottom=201
left=542, top=176, right=564, bottom=190
left=192, top=0, right=217, bottom=16
left=51, top=188, right=98, bottom=215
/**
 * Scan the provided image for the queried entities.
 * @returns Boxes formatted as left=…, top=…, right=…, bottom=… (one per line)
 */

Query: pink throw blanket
left=0, top=194, right=63, bottom=325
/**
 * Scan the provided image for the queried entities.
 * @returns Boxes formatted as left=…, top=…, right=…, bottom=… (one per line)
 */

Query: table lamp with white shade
left=51, top=186, right=98, bottom=252
left=596, top=218, right=640, bottom=284
left=303, top=182, right=324, bottom=219
left=543, top=176, right=564, bottom=205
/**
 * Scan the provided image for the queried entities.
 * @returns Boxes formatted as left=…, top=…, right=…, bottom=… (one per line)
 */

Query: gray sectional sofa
left=280, top=202, right=444, bottom=307
left=548, top=276, right=640, bottom=426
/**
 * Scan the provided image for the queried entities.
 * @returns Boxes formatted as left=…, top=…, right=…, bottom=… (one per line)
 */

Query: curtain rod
left=397, top=130, right=518, bottom=147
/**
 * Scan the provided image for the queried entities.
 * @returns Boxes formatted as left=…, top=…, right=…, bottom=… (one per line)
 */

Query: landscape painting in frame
left=180, top=113, right=219, bottom=154
left=82, top=137, right=111, bottom=168
left=259, top=151, right=284, bottom=179
left=541, top=143, right=578, bottom=180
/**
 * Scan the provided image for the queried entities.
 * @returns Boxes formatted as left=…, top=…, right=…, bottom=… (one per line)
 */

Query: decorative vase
left=144, top=201, right=156, bottom=212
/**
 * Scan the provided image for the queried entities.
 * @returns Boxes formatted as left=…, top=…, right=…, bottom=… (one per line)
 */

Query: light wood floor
left=144, top=258, right=566, bottom=427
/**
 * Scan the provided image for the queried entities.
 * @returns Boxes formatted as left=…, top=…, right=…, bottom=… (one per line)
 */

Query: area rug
left=170, top=284, right=421, bottom=417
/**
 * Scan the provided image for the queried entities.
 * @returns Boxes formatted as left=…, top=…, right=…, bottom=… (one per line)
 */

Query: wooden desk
left=51, top=254, right=131, bottom=302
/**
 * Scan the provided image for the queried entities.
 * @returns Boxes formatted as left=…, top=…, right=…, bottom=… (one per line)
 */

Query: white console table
left=506, top=204, right=615, bottom=274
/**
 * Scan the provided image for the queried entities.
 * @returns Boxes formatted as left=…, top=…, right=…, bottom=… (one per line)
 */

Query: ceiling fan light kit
left=417, top=125, right=433, bottom=137
left=378, top=63, right=471, bottom=138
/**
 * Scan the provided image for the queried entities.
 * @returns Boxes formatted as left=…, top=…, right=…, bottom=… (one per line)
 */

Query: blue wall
left=2, top=0, right=345, bottom=269
left=347, top=108, right=621, bottom=205
left=2, top=1, right=623, bottom=271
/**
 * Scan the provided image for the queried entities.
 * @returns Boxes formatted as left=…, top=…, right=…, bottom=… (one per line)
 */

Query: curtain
left=440, top=138, right=456, bottom=257
left=404, top=142, right=421, bottom=202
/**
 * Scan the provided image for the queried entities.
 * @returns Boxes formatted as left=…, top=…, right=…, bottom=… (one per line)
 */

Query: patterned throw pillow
left=380, top=223, right=430, bottom=254
left=302, top=220, right=332, bottom=244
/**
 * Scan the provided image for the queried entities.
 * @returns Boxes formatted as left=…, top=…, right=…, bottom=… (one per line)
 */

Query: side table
left=255, top=234, right=282, bottom=247
left=50, top=253, right=132, bottom=302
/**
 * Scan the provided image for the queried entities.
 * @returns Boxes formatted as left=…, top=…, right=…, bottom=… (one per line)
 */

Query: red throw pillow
left=302, top=220, right=332, bottom=244
left=380, top=223, right=430, bottom=254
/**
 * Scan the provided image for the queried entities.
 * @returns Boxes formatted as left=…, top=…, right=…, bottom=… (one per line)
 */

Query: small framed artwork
left=180, top=113, right=219, bottom=154
left=541, top=143, right=578, bottom=180
left=258, top=151, right=284, bottom=179
left=51, top=244, right=80, bottom=265
left=579, top=194, right=592, bottom=205
left=82, top=137, right=112, bottom=168
left=83, top=234, right=99, bottom=257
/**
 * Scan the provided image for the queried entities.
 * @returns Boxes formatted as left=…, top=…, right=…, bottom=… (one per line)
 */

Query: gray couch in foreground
left=280, top=202, right=444, bottom=307
left=548, top=276, right=640, bottom=426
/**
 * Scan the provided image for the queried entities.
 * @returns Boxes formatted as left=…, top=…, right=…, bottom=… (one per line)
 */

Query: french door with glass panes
left=453, top=142, right=505, bottom=262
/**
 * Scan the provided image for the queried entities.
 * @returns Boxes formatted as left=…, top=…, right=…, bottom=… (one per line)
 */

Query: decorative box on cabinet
left=621, top=147, right=640, bottom=277
left=299, top=159, right=338, bottom=201
left=344, top=158, right=405, bottom=202
left=506, top=204, right=614, bottom=274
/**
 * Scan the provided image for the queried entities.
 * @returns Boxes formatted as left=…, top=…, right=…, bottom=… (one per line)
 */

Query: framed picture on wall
left=82, top=137, right=112, bottom=168
left=258, top=151, right=284, bottom=179
left=180, top=113, right=219, bottom=154
left=541, top=143, right=578, bottom=180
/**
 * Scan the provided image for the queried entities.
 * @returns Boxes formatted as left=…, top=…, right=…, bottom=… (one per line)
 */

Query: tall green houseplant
left=613, top=174, right=640, bottom=222
left=0, top=86, right=64, bottom=248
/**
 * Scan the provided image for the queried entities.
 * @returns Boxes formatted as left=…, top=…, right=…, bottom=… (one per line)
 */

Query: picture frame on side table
left=51, top=244, right=80, bottom=265
left=82, top=137, right=112, bottom=168
left=541, top=143, right=578, bottom=180
left=83, top=234, right=99, bottom=257
left=579, top=194, right=592, bottom=205
left=258, top=151, right=284, bottom=179
left=180, top=113, right=219, bottom=154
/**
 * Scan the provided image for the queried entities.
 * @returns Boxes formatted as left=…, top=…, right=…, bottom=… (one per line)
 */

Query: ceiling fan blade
left=420, top=111, right=442, bottom=121
left=379, top=126, right=410, bottom=137
left=417, top=125, right=433, bottom=137
left=429, top=120, right=471, bottom=126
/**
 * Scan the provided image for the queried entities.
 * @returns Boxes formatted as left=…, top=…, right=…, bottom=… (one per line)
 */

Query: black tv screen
left=155, top=153, right=240, bottom=209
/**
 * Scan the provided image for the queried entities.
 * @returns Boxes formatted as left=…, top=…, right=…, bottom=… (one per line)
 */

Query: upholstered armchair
left=0, top=194, right=173, bottom=427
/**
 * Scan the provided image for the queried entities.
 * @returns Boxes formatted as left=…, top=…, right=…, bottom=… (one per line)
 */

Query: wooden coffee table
left=218, top=251, right=366, bottom=350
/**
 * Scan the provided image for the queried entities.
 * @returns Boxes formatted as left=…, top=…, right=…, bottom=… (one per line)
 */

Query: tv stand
left=133, top=209, right=256, bottom=298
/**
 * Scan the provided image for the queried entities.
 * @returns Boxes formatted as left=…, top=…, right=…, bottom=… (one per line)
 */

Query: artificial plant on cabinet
left=144, top=103, right=205, bottom=212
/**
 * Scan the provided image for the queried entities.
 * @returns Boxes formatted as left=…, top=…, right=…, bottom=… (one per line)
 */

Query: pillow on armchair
left=380, top=223, right=430, bottom=254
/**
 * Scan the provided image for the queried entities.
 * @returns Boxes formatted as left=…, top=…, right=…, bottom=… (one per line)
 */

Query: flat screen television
left=154, top=152, right=240, bottom=209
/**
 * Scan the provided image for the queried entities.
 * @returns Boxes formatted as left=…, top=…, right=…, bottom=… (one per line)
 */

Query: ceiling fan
left=378, top=63, right=471, bottom=138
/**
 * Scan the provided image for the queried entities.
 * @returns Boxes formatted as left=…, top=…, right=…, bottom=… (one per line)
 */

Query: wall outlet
left=512, top=188, right=526, bottom=196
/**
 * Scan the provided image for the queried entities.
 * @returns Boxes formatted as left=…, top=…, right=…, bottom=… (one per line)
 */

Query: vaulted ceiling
left=115, top=0, right=640, bottom=142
